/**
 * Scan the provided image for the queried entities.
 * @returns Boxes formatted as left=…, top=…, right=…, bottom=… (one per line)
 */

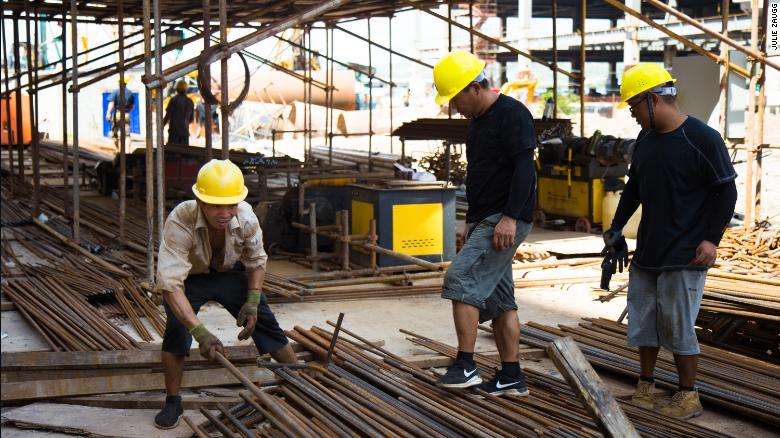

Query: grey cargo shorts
left=442, top=212, right=532, bottom=323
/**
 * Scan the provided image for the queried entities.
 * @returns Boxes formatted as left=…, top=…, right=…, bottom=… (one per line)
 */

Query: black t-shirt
left=465, top=94, right=536, bottom=224
left=166, top=93, right=195, bottom=138
left=612, top=116, right=737, bottom=271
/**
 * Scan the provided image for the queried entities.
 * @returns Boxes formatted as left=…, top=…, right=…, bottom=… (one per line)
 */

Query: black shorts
left=162, top=270, right=289, bottom=356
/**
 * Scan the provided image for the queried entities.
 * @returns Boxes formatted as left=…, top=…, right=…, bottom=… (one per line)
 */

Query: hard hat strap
left=646, top=93, right=656, bottom=131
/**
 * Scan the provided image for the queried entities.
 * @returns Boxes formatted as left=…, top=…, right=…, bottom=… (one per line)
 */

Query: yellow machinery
left=536, top=131, right=635, bottom=232
left=349, top=184, right=456, bottom=267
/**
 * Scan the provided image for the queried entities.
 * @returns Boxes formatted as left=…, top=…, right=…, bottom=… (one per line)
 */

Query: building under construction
left=1, top=1, right=778, bottom=437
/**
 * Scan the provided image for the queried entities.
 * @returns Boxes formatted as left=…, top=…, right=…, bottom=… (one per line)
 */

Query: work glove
left=236, top=289, right=261, bottom=341
left=600, top=228, right=629, bottom=290
left=189, top=323, right=223, bottom=361
left=601, top=228, right=630, bottom=274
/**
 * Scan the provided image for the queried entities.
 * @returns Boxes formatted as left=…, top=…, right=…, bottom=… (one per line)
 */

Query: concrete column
left=623, top=0, right=641, bottom=67
left=517, top=0, right=532, bottom=71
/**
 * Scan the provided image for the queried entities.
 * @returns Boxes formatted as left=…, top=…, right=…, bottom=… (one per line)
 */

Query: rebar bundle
left=189, top=322, right=730, bottom=438
left=519, top=318, right=780, bottom=427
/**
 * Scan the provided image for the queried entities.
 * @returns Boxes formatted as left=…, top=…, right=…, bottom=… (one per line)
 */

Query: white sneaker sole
left=438, top=374, right=483, bottom=388
left=481, top=387, right=530, bottom=397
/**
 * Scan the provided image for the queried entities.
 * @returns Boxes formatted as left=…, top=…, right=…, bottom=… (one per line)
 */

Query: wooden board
left=1, top=365, right=278, bottom=402
left=56, top=394, right=242, bottom=410
left=547, top=336, right=639, bottom=438
left=1, top=340, right=382, bottom=371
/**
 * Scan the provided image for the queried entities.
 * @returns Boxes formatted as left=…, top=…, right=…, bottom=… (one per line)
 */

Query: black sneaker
left=154, top=395, right=183, bottom=429
left=437, top=361, right=482, bottom=388
left=477, top=372, right=530, bottom=397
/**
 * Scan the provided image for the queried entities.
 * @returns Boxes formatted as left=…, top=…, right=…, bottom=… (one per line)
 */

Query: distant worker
left=153, top=159, right=297, bottom=429
left=432, top=51, right=536, bottom=396
left=105, top=77, right=135, bottom=150
left=163, top=80, right=194, bottom=146
left=603, top=63, right=736, bottom=419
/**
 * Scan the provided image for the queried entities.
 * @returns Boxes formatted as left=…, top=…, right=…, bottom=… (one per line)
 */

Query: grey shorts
left=442, top=213, right=533, bottom=323
left=627, top=267, right=706, bottom=355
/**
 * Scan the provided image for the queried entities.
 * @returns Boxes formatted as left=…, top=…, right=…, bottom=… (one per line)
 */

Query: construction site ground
left=1, top=227, right=777, bottom=438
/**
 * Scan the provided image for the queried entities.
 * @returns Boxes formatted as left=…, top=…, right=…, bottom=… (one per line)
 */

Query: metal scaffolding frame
left=0, top=0, right=776, bottom=282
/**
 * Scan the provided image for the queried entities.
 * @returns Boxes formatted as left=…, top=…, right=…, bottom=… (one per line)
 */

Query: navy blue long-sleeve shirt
left=465, top=94, right=536, bottom=224
left=612, top=116, right=737, bottom=271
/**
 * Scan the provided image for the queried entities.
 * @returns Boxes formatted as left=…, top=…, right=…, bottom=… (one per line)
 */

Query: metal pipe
left=69, top=0, right=80, bottom=242
left=755, top=0, right=768, bottom=219
left=219, top=0, right=229, bottom=157
left=333, top=24, right=433, bottom=69
left=202, top=0, right=213, bottom=160
left=744, top=0, right=760, bottom=226
left=13, top=11, right=25, bottom=184
left=400, top=0, right=577, bottom=80
left=144, top=0, right=350, bottom=89
left=645, top=0, right=780, bottom=73
left=143, top=0, right=155, bottom=281
left=26, top=4, right=41, bottom=216
left=388, top=16, right=394, bottom=154
left=60, top=0, right=68, bottom=215
left=153, top=0, right=165, bottom=243
left=603, top=0, right=750, bottom=78
left=553, top=0, right=558, bottom=118
left=718, top=0, right=730, bottom=138
left=367, top=17, right=373, bottom=171
left=118, top=0, right=126, bottom=245
left=580, top=0, right=586, bottom=136
left=2, top=17, right=15, bottom=194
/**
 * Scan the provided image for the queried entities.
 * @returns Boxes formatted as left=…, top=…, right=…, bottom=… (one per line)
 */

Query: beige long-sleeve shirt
left=156, top=200, right=267, bottom=293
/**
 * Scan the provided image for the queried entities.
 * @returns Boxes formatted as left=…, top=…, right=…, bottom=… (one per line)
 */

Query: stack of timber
left=518, top=318, right=780, bottom=427
left=183, top=322, right=727, bottom=437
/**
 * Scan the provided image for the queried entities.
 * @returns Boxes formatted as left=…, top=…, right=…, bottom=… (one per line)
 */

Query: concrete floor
left=2, top=253, right=777, bottom=437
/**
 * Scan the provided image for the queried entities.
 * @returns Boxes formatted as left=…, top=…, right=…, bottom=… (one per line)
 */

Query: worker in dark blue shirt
left=603, top=63, right=737, bottom=420
left=163, top=80, right=194, bottom=146
left=433, top=51, right=536, bottom=398
left=105, top=77, right=135, bottom=150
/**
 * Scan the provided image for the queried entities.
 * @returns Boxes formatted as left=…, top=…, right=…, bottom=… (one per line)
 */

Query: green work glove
left=189, top=323, right=223, bottom=361
left=236, top=289, right=261, bottom=340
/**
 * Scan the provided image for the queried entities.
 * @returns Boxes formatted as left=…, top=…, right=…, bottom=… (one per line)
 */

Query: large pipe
left=70, top=0, right=80, bottom=243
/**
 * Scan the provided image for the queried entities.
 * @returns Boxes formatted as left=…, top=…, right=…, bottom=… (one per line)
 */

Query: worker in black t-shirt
left=603, top=63, right=737, bottom=420
left=432, top=51, right=537, bottom=398
left=163, top=80, right=194, bottom=146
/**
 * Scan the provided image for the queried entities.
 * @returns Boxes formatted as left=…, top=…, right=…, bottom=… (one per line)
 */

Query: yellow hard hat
left=618, top=63, right=676, bottom=108
left=192, top=159, right=248, bottom=204
left=433, top=51, right=486, bottom=106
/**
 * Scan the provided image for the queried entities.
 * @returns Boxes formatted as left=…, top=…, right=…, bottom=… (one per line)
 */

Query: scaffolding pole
left=118, top=0, right=127, bottom=245
left=203, top=0, right=213, bottom=160
left=69, top=0, right=80, bottom=243
left=143, top=0, right=155, bottom=281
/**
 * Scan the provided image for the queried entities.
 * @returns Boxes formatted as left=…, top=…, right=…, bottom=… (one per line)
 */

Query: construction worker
left=105, top=77, right=135, bottom=150
left=604, top=63, right=737, bottom=419
left=433, top=51, right=536, bottom=396
left=153, top=159, right=297, bottom=429
left=163, top=80, right=194, bottom=146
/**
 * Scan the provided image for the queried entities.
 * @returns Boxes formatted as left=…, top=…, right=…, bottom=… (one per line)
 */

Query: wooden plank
left=547, top=336, right=639, bottom=438
left=1, top=365, right=278, bottom=402
left=1, top=340, right=383, bottom=370
left=402, top=348, right=547, bottom=369
left=1, top=300, right=16, bottom=311
left=0, top=345, right=261, bottom=370
left=56, top=394, right=242, bottom=410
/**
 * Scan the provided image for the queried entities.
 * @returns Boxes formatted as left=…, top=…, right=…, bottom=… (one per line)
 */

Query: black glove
left=601, top=228, right=629, bottom=274
left=600, top=228, right=629, bottom=290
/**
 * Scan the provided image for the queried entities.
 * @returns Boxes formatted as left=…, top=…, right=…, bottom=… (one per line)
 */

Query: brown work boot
left=631, top=380, right=656, bottom=409
left=660, top=389, right=703, bottom=420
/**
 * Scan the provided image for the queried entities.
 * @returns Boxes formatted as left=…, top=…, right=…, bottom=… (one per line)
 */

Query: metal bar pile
left=2, top=180, right=165, bottom=349
left=188, top=322, right=728, bottom=438
left=716, top=225, right=779, bottom=275
left=518, top=318, right=780, bottom=427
